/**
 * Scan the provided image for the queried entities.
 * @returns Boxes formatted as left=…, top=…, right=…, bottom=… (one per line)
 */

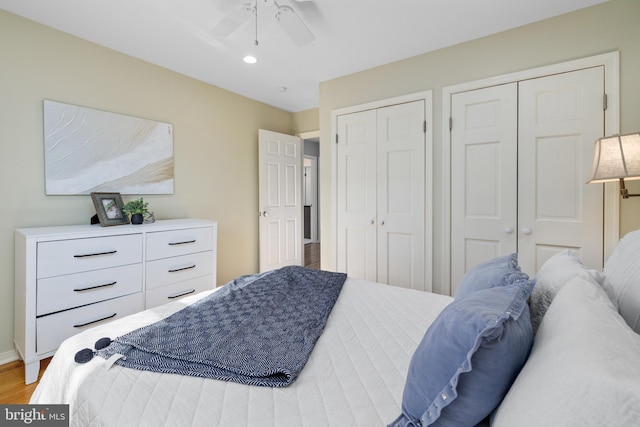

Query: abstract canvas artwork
left=43, top=100, right=174, bottom=195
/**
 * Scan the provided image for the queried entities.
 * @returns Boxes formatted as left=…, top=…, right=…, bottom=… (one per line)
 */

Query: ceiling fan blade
left=211, top=4, right=254, bottom=37
left=275, top=5, right=315, bottom=47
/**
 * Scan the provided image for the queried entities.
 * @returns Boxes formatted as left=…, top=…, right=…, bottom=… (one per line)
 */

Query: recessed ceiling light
left=243, top=55, right=257, bottom=64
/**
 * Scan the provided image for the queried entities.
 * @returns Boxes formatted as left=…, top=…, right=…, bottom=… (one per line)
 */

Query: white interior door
left=337, top=101, right=426, bottom=289
left=451, top=84, right=518, bottom=294
left=518, top=67, right=604, bottom=273
left=377, top=101, right=426, bottom=289
left=336, top=110, right=377, bottom=281
left=259, top=129, right=303, bottom=272
left=451, top=68, right=605, bottom=291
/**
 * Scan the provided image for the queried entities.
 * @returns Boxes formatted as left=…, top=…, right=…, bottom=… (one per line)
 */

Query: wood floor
left=304, top=242, right=320, bottom=269
left=0, top=357, right=51, bottom=404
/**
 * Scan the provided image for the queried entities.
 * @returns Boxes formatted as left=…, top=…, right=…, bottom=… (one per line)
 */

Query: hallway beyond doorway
left=304, top=242, right=320, bottom=270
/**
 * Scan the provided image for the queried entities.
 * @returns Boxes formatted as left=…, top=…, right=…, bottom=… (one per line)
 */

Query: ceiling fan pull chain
left=254, top=0, right=259, bottom=46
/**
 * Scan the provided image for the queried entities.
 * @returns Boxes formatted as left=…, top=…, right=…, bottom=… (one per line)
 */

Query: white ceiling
left=0, top=0, right=607, bottom=112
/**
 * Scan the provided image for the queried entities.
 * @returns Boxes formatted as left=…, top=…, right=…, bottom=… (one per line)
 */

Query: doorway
left=301, top=131, right=320, bottom=269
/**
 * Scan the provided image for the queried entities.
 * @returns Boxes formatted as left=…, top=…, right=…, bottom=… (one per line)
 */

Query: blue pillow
left=389, top=278, right=534, bottom=427
left=454, top=253, right=527, bottom=300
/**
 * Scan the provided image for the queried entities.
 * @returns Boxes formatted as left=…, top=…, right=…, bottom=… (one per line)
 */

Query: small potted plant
left=122, top=197, right=149, bottom=225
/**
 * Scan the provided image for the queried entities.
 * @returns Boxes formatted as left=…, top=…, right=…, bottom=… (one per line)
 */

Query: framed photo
left=91, top=192, right=129, bottom=226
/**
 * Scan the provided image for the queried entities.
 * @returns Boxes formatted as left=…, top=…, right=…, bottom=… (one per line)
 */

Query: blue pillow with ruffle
left=389, top=277, right=534, bottom=427
left=454, top=253, right=527, bottom=300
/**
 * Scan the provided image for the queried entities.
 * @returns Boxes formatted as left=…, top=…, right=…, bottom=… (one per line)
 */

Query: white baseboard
left=0, top=349, right=20, bottom=366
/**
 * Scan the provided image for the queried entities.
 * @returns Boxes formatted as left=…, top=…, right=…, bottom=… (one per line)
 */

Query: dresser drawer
left=36, top=292, right=144, bottom=354
left=145, top=275, right=213, bottom=309
left=37, top=234, right=143, bottom=278
left=146, top=227, right=213, bottom=261
left=146, top=251, right=214, bottom=290
left=37, top=263, right=143, bottom=316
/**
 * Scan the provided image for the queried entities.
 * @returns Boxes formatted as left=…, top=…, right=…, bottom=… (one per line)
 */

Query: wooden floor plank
left=0, top=358, right=51, bottom=404
left=304, top=242, right=320, bottom=270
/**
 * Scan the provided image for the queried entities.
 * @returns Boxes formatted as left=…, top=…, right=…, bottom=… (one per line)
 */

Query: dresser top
left=16, top=218, right=217, bottom=240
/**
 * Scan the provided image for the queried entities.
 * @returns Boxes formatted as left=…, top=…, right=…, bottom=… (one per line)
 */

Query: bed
left=30, top=230, right=640, bottom=426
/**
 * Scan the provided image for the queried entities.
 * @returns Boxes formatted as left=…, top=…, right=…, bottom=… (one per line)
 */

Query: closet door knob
left=380, top=220, right=385, bottom=226
left=522, top=227, right=532, bottom=235
left=370, top=219, right=375, bottom=225
left=504, top=227, right=514, bottom=234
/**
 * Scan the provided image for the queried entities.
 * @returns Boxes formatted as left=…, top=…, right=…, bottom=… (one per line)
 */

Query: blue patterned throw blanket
left=98, top=266, right=346, bottom=387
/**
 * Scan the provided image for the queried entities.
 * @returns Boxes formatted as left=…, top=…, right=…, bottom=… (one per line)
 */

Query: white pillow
left=492, top=274, right=640, bottom=426
left=603, top=229, right=640, bottom=333
left=530, top=249, right=602, bottom=334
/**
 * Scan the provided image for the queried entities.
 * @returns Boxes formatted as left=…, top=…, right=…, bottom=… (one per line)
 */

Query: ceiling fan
left=211, top=0, right=315, bottom=47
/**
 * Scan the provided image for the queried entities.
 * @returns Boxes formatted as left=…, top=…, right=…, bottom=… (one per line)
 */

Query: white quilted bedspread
left=31, top=277, right=452, bottom=427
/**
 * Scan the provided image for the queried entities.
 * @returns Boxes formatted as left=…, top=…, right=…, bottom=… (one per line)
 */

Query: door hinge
left=449, top=117, right=453, bottom=131
left=336, top=133, right=339, bottom=144
left=423, top=121, right=427, bottom=133
left=603, top=94, right=608, bottom=111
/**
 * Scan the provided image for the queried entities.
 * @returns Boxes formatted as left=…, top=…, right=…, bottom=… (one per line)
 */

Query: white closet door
left=518, top=67, right=604, bottom=273
left=451, top=84, right=518, bottom=294
left=377, top=101, right=425, bottom=289
left=336, top=110, right=377, bottom=281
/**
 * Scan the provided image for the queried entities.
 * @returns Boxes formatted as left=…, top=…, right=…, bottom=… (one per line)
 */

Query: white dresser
left=14, top=218, right=217, bottom=384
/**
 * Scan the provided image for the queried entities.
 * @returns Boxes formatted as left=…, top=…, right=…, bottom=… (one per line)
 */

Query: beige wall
left=319, top=0, right=640, bottom=293
left=0, top=10, right=293, bottom=357
left=292, top=108, right=319, bottom=135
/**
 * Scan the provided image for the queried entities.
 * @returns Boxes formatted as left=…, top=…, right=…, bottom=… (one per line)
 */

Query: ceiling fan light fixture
left=243, top=55, right=258, bottom=64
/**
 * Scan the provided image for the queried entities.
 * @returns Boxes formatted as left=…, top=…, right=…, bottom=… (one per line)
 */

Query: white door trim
left=303, top=154, right=319, bottom=243
left=331, top=90, right=433, bottom=291
left=441, top=51, right=620, bottom=295
left=298, top=130, right=320, bottom=140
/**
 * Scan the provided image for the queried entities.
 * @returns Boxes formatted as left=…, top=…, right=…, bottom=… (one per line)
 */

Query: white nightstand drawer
left=146, top=251, right=214, bottom=290
left=37, top=263, right=143, bottom=316
left=146, top=227, right=213, bottom=261
left=37, top=234, right=143, bottom=278
left=36, top=292, right=143, bottom=354
left=145, top=275, right=213, bottom=309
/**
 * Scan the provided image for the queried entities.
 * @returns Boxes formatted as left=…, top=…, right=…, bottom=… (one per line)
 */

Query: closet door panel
left=518, top=67, right=604, bottom=273
left=377, top=101, right=425, bottom=289
left=451, top=84, right=518, bottom=294
left=336, top=110, right=377, bottom=281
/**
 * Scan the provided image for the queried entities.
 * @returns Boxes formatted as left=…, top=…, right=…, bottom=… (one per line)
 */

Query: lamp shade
left=588, top=132, right=640, bottom=183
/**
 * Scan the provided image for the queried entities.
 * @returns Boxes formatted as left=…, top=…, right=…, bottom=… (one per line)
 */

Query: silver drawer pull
left=73, top=250, right=117, bottom=258
left=168, top=264, right=196, bottom=273
left=168, top=289, right=196, bottom=299
left=168, top=240, right=196, bottom=246
left=74, top=281, right=117, bottom=292
left=73, top=313, right=117, bottom=328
